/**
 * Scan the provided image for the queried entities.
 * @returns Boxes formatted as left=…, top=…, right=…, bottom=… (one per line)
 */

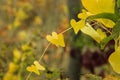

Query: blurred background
left=0, top=0, right=119, bottom=80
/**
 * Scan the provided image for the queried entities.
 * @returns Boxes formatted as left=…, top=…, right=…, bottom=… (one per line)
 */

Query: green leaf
left=87, top=13, right=118, bottom=23
left=109, top=46, right=120, bottom=74
left=114, top=0, right=120, bottom=17
left=100, top=20, right=120, bottom=49
left=117, top=0, right=120, bottom=8
left=112, top=20, right=120, bottom=38
left=100, top=35, right=114, bottom=49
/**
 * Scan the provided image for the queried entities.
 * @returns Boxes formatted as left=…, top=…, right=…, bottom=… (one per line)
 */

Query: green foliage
left=117, top=0, right=120, bottom=8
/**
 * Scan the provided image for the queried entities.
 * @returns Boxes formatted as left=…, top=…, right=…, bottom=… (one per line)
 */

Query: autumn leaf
left=70, top=19, right=85, bottom=34
left=81, top=23, right=106, bottom=43
left=27, top=61, right=45, bottom=75
left=97, top=19, right=115, bottom=28
left=109, top=46, right=120, bottom=74
left=81, top=0, right=115, bottom=14
left=46, top=32, right=65, bottom=47
left=81, top=0, right=115, bottom=28
left=70, top=10, right=91, bottom=34
left=34, top=61, right=45, bottom=71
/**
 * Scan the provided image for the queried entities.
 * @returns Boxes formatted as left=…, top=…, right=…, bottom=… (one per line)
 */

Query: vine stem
left=25, top=43, right=51, bottom=80
left=25, top=72, right=32, bottom=80
left=25, top=27, right=73, bottom=80
left=38, top=43, right=51, bottom=62
left=60, top=27, right=72, bottom=34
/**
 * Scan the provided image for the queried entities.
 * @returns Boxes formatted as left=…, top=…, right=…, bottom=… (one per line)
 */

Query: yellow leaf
left=34, top=61, right=45, bottom=71
left=70, top=10, right=92, bottom=34
left=109, top=46, right=120, bottom=74
left=16, top=9, right=28, bottom=20
left=78, top=10, right=92, bottom=19
left=71, top=19, right=85, bottom=34
left=46, top=32, right=65, bottom=47
left=26, top=61, right=45, bottom=75
left=27, top=65, right=40, bottom=75
left=13, top=48, right=21, bottom=61
left=81, top=0, right=115, bottom=14
left=97, top=19, right=115, bottom=28
left=96, top=28, right=106, bottom=40
left=21, top=44, right=32, bottom=51
left=81, top=23, right=106, bottom=43
left=13, top=18, right=21, bottom=28
left=8, top=62, right=19, bottom=73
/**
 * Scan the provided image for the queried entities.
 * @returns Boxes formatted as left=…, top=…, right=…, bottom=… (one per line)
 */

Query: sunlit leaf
left=46, top=32, right=65, bottom=47
left=27, top=61, right=45, bottom=75
left=81, top=0, right=115, bottom=14
left=97, top=19, right=115, bottom=28
left=109, top=46, right=120, bottom=74
left=27, top=65, right=40, bottom=75
left=34, top=61, right=45, bottom=71
left=101, top=20, right=120, bottom=49
left=81, top=0, right=116, bottom=28
left=70, top=19, right=85, bottom=34
left=81, top=23, right=106, bottom=43
left=70, top=10, right=92, bottom=34
left=78, top=10, right=92, bottom=19
left=96, top=28, right=107, bottom=40
left=8, top=62, right=19, bottom=73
